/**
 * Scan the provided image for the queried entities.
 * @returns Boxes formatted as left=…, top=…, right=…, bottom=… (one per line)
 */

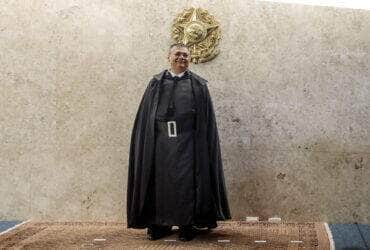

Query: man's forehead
left=170, top=46, right=189, bottom=54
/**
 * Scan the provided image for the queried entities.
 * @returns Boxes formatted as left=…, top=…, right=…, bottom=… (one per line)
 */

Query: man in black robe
left=127, top=43, right=231, bottom=241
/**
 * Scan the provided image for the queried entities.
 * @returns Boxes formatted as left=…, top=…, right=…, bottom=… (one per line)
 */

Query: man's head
left=168, top=43, right=190, bottom=74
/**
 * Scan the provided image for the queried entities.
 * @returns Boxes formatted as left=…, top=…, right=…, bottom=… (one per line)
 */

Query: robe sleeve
left=205, top=84, right=232, bottom=220
left=127, top=78, right=157, bottom=227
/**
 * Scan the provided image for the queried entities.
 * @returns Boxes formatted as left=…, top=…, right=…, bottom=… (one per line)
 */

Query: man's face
left=168, top=46, right=190, bottom=73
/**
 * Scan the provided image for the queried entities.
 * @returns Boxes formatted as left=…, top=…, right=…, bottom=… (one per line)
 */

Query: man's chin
left=174, top=66, right=188, bottom=71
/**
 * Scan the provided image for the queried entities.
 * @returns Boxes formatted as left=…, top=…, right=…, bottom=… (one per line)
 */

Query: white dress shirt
left=168, top=70, right=186, bottom=78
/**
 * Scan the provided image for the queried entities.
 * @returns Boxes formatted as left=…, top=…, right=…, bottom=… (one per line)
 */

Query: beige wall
left=1, top=0, right=369, bottom=223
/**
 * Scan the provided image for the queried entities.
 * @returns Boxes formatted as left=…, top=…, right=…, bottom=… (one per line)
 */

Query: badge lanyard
left=166, top=76, right=180, bottom=138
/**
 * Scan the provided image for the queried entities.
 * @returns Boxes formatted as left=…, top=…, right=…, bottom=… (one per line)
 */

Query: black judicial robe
left=127, top=70, right=231, bottom=229
left=152, top=71, right=196, bottom=226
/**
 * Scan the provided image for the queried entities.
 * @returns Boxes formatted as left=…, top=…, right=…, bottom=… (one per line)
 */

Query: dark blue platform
left=0, top=221, right=22, bottom=234
left=329, top=224, right=370, bottom=250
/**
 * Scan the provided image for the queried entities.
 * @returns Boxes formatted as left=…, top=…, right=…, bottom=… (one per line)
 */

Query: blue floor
left=329, top=224, right=370, bottom=250
left=0, top=221, right=22, bottom=233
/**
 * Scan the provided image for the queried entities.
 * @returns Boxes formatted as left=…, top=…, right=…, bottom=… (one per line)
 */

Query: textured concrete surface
left=0, top=1, right=369, bottom=223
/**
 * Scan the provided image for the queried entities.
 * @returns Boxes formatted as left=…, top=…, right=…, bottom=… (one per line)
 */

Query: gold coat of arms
left=172, top=7, right=220, bottom=64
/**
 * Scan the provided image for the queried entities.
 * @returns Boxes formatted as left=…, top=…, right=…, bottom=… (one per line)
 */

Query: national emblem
left=172, top=7, right=221, bottom=64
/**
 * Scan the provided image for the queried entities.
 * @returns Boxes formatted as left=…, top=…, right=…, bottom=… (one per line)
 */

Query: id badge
left=167, top=121, right=177, bottom=137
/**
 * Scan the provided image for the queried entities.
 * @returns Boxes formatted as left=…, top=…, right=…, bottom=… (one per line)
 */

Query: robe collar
left=153, top=70, right=208, bottom=85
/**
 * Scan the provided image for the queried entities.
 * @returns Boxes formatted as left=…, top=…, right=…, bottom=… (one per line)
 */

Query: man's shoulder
left=152, top=70, right=166, bottom=81
left=189, top=71, right=208, bottom=86
left=144, top=70, right=165, bottom=88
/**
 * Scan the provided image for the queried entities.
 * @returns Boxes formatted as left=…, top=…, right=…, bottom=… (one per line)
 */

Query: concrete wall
left=1, top=0, right=369, bottom=223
